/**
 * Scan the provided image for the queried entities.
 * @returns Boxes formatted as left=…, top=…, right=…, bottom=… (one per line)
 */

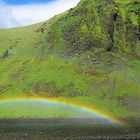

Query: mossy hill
left=0, top=0, right=140, bottom=117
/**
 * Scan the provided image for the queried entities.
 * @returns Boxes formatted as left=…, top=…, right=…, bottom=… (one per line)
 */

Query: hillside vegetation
left=0, top=0, right=140, bottom=117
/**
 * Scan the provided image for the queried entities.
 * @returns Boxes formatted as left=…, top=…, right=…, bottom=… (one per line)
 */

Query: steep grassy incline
left=40, top=0, right=139, bottom=56
left=0, top=0, right=140, bottom=117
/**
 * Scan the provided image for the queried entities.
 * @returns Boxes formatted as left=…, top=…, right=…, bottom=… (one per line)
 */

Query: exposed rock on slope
left=37, top=0, right=139, bottom=56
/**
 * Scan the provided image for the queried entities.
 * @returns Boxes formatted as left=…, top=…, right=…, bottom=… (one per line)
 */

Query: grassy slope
left=0, top=0, right=140, bottom=117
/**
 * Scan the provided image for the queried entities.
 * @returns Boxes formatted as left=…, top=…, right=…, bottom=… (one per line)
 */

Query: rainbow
left=0, top=96, right=126, bottom=126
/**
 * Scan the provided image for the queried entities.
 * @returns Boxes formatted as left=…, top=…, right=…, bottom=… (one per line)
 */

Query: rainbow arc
left=0, top=97, right=126, bottom=126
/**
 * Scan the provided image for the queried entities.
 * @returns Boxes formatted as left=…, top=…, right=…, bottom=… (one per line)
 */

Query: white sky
left=0, top=0, right=80, bottom=28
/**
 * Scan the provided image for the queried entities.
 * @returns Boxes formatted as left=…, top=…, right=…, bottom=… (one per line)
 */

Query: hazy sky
left=0, top=0, right=80, bottom=28
left=5, top=0, right=55, bottom=4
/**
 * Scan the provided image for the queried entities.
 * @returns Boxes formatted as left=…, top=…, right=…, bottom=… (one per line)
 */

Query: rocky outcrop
left=42, top=0, right=139, bottom=57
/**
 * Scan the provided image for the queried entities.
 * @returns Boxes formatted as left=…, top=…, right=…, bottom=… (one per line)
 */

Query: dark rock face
left=62, top=0, right=118, bottom=54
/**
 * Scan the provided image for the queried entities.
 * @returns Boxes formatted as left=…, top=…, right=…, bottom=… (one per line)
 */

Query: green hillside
left=0, top=0, right=140, bottom=117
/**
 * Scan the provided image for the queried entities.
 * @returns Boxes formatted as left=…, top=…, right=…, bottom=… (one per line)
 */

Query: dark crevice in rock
left=107, top=43, right=115, bottom=52
left=107, top=13, right=118, bottom=52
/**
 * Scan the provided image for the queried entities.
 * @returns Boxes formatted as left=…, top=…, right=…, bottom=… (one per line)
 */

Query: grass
left=0, top=0, right=140, bottom=118
left=0, top=99, right=99, bottom=118
left=0, top=56, right=140, bottom=117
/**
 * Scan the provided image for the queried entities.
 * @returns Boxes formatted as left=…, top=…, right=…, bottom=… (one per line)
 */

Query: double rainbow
left=0, top=96, right=126, bottom=126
